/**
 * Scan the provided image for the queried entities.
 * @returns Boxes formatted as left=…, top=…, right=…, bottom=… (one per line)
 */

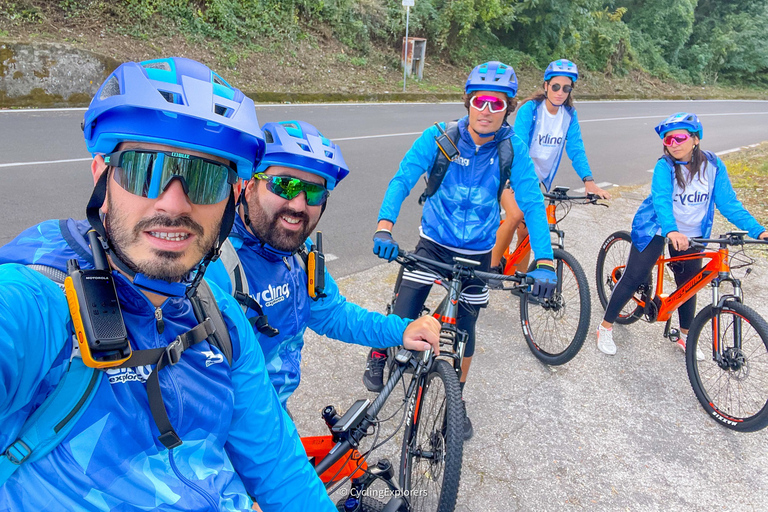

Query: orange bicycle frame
left=500, top=203, right=556, bottom=275
left=614, top=246, right=729, bottom=322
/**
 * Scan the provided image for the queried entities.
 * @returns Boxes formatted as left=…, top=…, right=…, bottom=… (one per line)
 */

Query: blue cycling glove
left=373, top=230, right=399, bottom=261
left=528, top=262, right=557, bottom=299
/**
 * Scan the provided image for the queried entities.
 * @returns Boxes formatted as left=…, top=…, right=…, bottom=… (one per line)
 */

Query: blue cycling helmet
left=544, top=59, right=579, bottom=82
left=256, top=121, right=350, bottom=190
left=83, top=57, right=264, bottom=180
left=465, top=61, right=518, bottom=98
left=654, top=112, right=703, bottom=140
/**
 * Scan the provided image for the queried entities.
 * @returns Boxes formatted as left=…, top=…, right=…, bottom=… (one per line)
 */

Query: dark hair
left=665, top=134, right=704, bottom=191
left=519, top=79, right=575, bottom=109
left=463, top=92, right=518, bottom=121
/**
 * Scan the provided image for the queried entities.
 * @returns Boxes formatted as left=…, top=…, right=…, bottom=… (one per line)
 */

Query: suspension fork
left=710, top=274, right=744, bottom=359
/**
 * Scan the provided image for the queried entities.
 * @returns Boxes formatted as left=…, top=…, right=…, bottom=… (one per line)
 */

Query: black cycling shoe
left=462, top=400, right=474, bottom=441
left=363, top=349, right=388, bottom=392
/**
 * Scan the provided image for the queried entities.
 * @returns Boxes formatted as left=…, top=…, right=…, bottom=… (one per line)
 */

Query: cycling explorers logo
left=538, top=133, right=563, bottom=146
left=675, top=190, right=708, bottom=205
left=257, top=282, right=290, bottom=307
left=107, top=365, right=152, bottom=384
left=450, top=155, right=470, bottom=167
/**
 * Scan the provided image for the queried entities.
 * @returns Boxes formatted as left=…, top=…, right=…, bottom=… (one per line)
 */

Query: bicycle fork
left=709, top=274, right=744, bottom=369
left=433, top=278, right=468, bottom=380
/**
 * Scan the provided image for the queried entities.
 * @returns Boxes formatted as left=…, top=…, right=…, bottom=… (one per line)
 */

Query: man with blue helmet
left=597, top=112, right=767, bottom=356
left=362, top=61, right=556, bottom=440
left=206, top=120, right=440, bottom=409
left=491, top=59, right=611, bottom=274
left=0, top=58, right=335, bottom=511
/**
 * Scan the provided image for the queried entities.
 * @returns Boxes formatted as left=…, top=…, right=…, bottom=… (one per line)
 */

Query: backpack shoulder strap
left=191, top=279, right=233, bottom=366
left=497, top=138, right=514, bottom=201
left=419, top=121, right=460, bottom=205
left=0, top=266, right=103, bottom=486
left=219, top=238, right=249, bottom=298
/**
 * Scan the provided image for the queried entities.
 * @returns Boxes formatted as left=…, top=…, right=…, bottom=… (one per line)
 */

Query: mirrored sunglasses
left=663, top=133, right=692, bottom=146
left=255, top=173, right=330, bottom=206
left=470, top=95, right=507, bottom=114
left=549, top=83, right=573, bottom=93
left=105, top=150, right=236, bottom=205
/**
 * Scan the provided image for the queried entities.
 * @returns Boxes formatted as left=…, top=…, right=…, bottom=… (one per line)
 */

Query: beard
left=106, top=194, right=219, bottom=282
left=246, top=194, right=319, bottom=252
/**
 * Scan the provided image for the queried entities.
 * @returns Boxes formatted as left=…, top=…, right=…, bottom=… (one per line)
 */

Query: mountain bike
left=596, top=230, right=768, bottom=432
left=496, top=186, right=602, bottom=365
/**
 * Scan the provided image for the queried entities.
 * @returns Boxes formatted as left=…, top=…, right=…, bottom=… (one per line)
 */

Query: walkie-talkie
left=63, top=230, right=131, bottom=368
left=307, top=232, right=326, bottom=299
left=434, top=122, right=459, bottom=161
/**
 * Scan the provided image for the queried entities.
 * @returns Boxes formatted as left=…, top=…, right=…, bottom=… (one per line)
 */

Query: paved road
left=1, top=101, right=767, bottom=275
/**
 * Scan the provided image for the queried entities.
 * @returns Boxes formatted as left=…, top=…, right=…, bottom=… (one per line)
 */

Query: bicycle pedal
left=667, top=328, right=680, bottom=342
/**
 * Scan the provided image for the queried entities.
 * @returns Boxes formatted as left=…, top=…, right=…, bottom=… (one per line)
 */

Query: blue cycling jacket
left=207, top=216, right=410, bottom=406
left=0, top=219, right=334, bottom=512
left=631, top=153, right=765, bottom=251
left=513, top=100, right=592, bottom=191
left=378, top=116, right=553, bottom=260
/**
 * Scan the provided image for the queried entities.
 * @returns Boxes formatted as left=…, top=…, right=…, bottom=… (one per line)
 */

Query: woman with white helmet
left=491, top=59, right=611, bottom=275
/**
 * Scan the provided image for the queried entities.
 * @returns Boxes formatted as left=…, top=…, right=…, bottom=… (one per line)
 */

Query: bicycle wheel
left=335, top=496, right=387, bottom=511
left=520, top=248, right=591, bottom=365
left=595, top=230, right=643, bottom=325
left=686, top=301, right=768, bottom=432
left=399, top=359, right=463, bottom=512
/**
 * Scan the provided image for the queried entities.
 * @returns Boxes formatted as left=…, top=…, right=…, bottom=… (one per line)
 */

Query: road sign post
left=402, top=0, right=414, bottom=92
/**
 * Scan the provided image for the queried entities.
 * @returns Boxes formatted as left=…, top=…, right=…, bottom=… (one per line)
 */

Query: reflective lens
left=470, top=95, right=507, bottom=114
left=550, top=83, right=573, bottom=93
left=255, top=173, right=330, bottom=206
left=106, top=150, right=236, bottom=205
left=663, top=133, right=691, bottom=146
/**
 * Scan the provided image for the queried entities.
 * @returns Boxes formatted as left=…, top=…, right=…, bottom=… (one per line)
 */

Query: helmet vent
left=214, top=104, right=232, bottom=117
left=143, top=61, right=171, bottom=71
left=159, top=90, right=179, bottom=104
left=99, top=76, right=121, bottom=100
left=324, top=150, right=333, bottom=158
left=264, top=131, right=274, bottom=144
left=297, top=142, right=310, bottom=152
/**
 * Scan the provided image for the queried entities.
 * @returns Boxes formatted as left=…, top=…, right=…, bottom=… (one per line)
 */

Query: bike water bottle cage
left=307, top=231, right=327, bottom=299
left=433, top=122, right=460, bottom=161
left=106, top=150, right=237, bottom=205
left=254, top=173, right=330, bottom=206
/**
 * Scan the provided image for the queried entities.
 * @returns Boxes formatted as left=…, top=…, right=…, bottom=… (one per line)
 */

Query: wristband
left=582, top=176, right=594, bottom=183
left=535, top=262, right=556, bottom=272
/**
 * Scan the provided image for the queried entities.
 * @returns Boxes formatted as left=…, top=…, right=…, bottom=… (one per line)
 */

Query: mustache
left=134, top=214, right=205, bottom=237
left=275, top=206, right=310, bottom=225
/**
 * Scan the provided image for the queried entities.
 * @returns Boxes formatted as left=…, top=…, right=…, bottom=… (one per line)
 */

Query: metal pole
left=403, top=5, right=410, bottom=93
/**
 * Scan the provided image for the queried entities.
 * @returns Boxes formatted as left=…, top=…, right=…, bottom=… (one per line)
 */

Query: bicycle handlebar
left=396, top=250, right=534, bottom=286
left=688, top=232, right=768, bottom=250
left=542, top=190, right=604, bottom=205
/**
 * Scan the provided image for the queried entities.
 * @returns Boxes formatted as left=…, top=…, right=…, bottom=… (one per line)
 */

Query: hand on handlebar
left=402, top=316, right=441, bottom=355
left=584, top=180, right=611, bottom=200
left=528, top=261, right=557, bottom=299
left=667, top=231, right=689, bottom=251
left=373, top=230, right=399, bottom=261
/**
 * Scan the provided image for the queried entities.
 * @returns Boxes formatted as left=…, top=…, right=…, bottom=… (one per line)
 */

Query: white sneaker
left=676, top=335, right=705, bottom=361
left=597, top=325, right=617, bottom=355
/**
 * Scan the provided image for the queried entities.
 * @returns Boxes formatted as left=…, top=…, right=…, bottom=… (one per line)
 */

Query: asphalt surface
left=1, top=101, right=768, bottom=276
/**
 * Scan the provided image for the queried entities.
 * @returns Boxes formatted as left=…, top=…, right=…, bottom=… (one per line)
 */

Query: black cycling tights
left=393, top=280, right=481, bottom=358
left=604, top=235, right=702, bottom=330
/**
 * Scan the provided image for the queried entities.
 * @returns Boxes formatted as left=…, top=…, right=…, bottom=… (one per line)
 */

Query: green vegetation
left=2, top=0, right=767, bottom=87
left=721, top=142, right=768, bottom=227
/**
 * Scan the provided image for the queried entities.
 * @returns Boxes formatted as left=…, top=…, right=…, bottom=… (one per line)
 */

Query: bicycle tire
left=686, top=301, right=768, bottom=432
left=399, top=359, right=463, bottom=512
left=520, top=248, right=591, bottom=365
left=335, top=496, right=387, bottom=511
left=595, top=230, right=643, bottom=325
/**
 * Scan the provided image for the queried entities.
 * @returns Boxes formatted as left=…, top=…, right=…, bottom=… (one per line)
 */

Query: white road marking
left=0, top=157, right=91, bottom=168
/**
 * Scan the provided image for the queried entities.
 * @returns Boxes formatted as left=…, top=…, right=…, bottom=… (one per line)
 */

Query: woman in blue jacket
left=491, top=59, right=611, bottom=274
left=597, top=112, right=767, bottom=356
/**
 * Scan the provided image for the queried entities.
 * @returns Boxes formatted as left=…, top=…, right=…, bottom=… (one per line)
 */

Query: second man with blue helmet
left=206, top=120, right=441, bottom=408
